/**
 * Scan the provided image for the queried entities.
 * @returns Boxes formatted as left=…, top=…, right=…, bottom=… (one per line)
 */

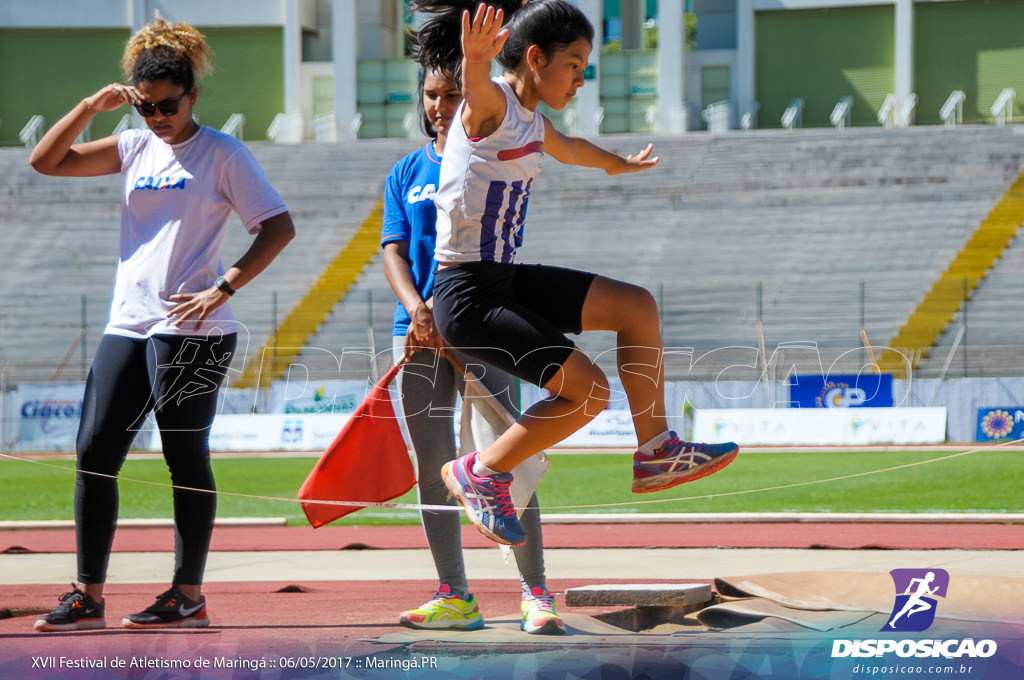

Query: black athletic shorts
left=432, top=261, right=597, bottom=387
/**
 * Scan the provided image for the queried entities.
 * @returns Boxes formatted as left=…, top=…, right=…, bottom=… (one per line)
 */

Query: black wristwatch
left=213, top=276, right=236, bottom=296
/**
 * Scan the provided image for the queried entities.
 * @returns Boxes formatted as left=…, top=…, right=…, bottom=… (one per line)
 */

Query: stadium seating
left=311, top=125, right=1024, bottom=381
left=2, top=125, right=1022, bottom=386
left=879, top=170, right=1024, bottom=376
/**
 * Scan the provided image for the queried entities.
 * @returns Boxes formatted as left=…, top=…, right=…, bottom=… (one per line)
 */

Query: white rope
left=0, top=439, right=1013, bottom=514
left=543, top=442, right=1013, bottom=510
left=0, top=451, right=455, bottom=512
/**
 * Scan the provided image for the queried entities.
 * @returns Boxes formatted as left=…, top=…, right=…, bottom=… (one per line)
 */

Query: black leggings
left=432, top=261, right=597, bottom=387
left=75, top=332, right=236, bottom=586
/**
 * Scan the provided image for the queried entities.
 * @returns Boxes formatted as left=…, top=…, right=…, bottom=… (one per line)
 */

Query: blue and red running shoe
left=441, top=452, right=526, bottom=546
left=632, top=433, right=738, bottom=493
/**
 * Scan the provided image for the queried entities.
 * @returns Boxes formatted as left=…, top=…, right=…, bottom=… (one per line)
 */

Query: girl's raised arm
left=30, top=84, right=140, bottom=177
left=459, top=4, right=509, bottom=139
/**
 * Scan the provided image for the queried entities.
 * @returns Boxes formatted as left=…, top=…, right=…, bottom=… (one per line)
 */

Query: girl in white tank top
left=414, top=0, right=739, bottom=549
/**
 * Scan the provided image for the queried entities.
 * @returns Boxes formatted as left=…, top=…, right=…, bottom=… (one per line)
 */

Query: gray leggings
left=393, top=337, right=546, bottom=598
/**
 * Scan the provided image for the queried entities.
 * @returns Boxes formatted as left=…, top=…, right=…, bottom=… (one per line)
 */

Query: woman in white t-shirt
left=30, top=15, right=295, bottom=632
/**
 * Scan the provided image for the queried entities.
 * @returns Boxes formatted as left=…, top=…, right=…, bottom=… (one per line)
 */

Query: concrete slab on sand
left=565, top=583, right=713, bottom=607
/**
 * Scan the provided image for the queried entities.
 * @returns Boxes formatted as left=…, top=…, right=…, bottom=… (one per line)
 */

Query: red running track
left=1, top=520, right=1020, bottom=668
left=2, top=521, right=1022, bottom=555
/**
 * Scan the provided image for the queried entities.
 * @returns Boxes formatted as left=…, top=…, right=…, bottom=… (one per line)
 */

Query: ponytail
left=409, top=0, right=545, bottom=77
left=497, top=0, right=593, bottom=70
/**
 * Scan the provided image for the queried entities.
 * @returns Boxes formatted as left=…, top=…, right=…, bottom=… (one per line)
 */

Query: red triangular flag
left=298, top=364, right=415, bottom=528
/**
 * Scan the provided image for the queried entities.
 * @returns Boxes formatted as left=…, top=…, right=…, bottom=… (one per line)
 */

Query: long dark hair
left=410, top=0, right=593, bottom=77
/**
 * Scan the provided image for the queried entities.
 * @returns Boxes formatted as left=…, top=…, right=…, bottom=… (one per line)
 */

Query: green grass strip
left=1, top=449, right=1021, bottom=526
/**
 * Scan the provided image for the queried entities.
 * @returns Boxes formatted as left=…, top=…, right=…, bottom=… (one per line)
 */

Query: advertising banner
left=148, top=414, right=351, bottom=452
left=694, top=407, right=947, bottom=446
left=147, top=411, right=637, bottom=452
left=14, top=383, right=85, bottom=451
left=266, top=379, right=369, bottom=415
left=975, top=407, right=1024, bottom=442
left=557, top=410, right=636, bottom=448
left=788, top=373, right=894, bottom=408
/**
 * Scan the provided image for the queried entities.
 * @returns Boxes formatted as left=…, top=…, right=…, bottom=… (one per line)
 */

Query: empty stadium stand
left=2, top=124, right=1023, bottom=387
left=310, top=124, right=1024, bottom=381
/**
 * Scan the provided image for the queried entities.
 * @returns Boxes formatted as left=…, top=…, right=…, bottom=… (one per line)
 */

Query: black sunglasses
left=133, top=91, right=189, bottom=118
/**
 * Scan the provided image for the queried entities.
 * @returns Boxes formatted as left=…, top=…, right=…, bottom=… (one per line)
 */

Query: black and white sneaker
left=122, top=586, right=209, bottom=629
left=35, top=584, right=106, bottom=632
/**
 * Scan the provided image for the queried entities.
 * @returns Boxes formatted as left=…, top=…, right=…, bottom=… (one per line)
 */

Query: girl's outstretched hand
left=616, top=143, right=660, bottom=174
left=462, top=4, right=509, bottom=64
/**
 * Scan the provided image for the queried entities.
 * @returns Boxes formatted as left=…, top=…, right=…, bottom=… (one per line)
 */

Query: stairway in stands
left=878, top=170, right=1024, bottom=377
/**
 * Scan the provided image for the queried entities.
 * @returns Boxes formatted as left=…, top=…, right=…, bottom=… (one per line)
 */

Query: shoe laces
left=427, top=583, right=463, bottom=605
left=55, top=583, right=89, bottom=613
left=655, top=436, right=685, bottom=455
left=525, top=586, right=556, bottom=613
left=487, top=474, right=516, bottom=517
left=150, top=586, right=188, bottom=610
left=658, top=438, right=710, bottom=461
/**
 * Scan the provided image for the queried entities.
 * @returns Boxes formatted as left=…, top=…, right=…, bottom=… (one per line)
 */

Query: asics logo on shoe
left=632, top=435, right=738, bottom=494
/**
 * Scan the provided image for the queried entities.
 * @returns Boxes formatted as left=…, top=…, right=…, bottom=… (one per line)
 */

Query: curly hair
left=121, top=12, right=213, bottom=89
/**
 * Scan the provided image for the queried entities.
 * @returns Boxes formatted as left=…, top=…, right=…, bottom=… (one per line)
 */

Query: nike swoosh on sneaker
left=178, top=601, right=205, bottom=618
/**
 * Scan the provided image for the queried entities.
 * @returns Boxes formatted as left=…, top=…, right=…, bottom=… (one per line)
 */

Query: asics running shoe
left=521, top=585, right=566, bottom=635
left=441, top=452, right=526, bottom=546
left=122, top=586, right=209, bottom=629
left=632, top=433, right=738, bottom=493
left=35, top=584, right=105, bottom=632
left=399, top=584, right=484, bottom=630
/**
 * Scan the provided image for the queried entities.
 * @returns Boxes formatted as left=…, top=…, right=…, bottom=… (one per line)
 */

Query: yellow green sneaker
left=399, top=584, right=484, bottom=630
left=521, top=585, right=566, bottom=635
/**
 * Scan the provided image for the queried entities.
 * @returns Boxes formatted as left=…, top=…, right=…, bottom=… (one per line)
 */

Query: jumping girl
left=412, top=0, right=738, bottom=547
left=382, top=64, right=564, bottom=635
left=31, top=15, right=295, bottom=630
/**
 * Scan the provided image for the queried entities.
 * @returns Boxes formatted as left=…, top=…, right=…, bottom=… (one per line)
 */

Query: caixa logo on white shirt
left=133, top=175, right=187, bottom=191
left=407, top=184, right=437, bottom=204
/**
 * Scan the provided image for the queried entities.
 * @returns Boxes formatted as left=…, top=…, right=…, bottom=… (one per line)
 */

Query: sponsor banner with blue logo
left=14, top=383, right=84, bottom=451
left=788, top=373, right=894, bottom=408
left=266, top=379, right=369, bottom=415
left=976, top=407, right=1024, bottom=442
